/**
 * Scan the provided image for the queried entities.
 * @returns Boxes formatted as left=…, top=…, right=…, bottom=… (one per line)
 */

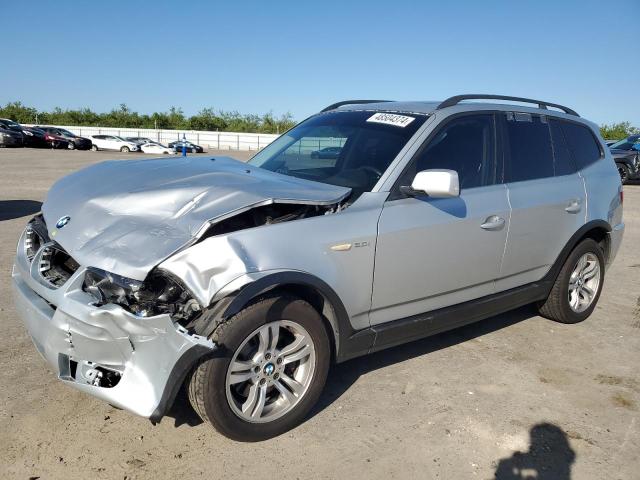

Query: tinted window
left=549, top=120, right=576, bottom=176
left=505, top=113, right=555, bottom=182
left=407, top=114, right=496, bottom=189
left=559, top=121, right=602, bottom=170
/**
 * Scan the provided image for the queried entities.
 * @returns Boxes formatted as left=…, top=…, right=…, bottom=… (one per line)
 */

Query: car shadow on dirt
left=164, top=305, right=540, bottom=429
left=0, top=200, right=42, bottom=221
left=310, top=304, right=539, bottom=419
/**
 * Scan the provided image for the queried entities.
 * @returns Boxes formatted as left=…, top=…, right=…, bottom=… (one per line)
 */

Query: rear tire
left=617, top=163, right=629, bottom=184
left=537, top=238, right=605, bottom=324
left=188, top=294, right=330, bottom=441
left=191, top=147, right=197, bottom=153
left=67, top=142, right=75, bottom=150
left=120, top=146, right=130, bottom=153
left=91, top=144, right=98, bottom=151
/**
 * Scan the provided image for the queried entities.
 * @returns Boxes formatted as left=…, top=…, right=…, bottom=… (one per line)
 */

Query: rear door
left=496, top=112, right=586, bottom=291
left=371, top=113, right=510, bottom=324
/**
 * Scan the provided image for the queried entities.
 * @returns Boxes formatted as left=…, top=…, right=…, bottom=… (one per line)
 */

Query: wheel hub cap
left=225, top=320, right=316, bottom=423
left=568, top=252, right=601, bottom=313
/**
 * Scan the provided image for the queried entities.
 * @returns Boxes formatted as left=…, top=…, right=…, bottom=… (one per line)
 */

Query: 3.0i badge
left=55, top=215, right=71, bottom=229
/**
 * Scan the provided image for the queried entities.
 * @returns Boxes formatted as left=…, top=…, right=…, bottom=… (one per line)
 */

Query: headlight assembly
left=83, top=268, right=202, bottom=323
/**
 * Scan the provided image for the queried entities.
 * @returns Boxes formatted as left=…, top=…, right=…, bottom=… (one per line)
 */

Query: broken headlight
left=83, top=267, right=201, bottom=322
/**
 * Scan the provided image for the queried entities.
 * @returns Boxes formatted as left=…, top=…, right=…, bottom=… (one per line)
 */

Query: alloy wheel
left=568, top=252, right=601, bottom=313
left=225, top=320, right=316, bottom=423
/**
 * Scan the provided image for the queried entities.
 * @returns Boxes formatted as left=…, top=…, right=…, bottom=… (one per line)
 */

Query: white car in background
left=140, top=142, right=174, bottom=154
left=89, top=135, right=140, bottom=152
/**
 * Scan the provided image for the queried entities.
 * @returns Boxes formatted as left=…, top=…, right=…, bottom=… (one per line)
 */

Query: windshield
left=248, top=111, right=426, bottom=197
left=59, top=129, right=74, bottom=136
left=609, top=135, right=640, bottom=150
left=0, top=119, right=22, bottom=131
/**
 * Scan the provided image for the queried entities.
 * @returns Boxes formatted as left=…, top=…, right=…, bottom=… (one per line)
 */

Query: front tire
left=67, top=142, right=75, bottom=150
left=188, top=295, right=330, bottom=441
left=537, top=238, right=605, bottom=324
left=91, top=144, right=98, bottom=151
left=120, top=146, right=130, bottom=153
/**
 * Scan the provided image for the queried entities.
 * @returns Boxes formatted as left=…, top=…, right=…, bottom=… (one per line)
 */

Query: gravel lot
left=1, top=148, right=638, bottom=479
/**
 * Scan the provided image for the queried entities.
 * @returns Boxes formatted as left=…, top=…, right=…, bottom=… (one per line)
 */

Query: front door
left=371, top=113, right=509, bottom=325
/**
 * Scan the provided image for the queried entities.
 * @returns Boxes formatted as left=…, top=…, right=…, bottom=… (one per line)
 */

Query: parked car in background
left=89, top=135, right=140, bottom=152
left=21, top=126, right=49, bottom=148
left=310, top=146, right=343, bottom=159
left=0, top=118, right=24, bottom=147
left=609, top=134, right=640, bottom=184
left=168, top=140, right=204, bottom=153
left=38, top=127, right=92, bottom=150
left=140, top=142, right=174, bottom=154
left=0, top=124, right=23, bottom=147
left=126, top=137, right=156, bottom=146
left=43, top=131, right=71, bottom=149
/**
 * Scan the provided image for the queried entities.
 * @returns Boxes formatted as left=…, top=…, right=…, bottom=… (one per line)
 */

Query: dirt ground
left=0, top=148, right=638, bottom=480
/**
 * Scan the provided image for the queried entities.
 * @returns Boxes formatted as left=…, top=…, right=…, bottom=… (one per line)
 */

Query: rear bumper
left=608, top=222, right=624, bottom=266
left=12, top=249, right=215, bottom=418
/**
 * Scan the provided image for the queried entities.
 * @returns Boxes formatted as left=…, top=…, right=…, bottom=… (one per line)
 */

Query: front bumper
left=12, top=230, right=215, bottom=419
left=1, top=135, right=23, bottom=146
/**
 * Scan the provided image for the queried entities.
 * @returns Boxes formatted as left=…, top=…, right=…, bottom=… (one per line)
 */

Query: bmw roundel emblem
left=55, top=215, right=71, bottom=229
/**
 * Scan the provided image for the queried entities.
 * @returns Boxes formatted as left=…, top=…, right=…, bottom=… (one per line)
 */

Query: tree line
left=1, top=101, right=637, bottom=139
left=0, top=102, right=296, bottom=134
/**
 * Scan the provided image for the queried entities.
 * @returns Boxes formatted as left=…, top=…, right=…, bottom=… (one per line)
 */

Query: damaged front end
left=12, top=216, right=215, bottom=419
left=13, top=156, right=352, bottom=419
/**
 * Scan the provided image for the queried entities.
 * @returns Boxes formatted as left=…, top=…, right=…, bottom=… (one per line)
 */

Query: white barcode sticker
left=366, top=112, right=415, bottom=128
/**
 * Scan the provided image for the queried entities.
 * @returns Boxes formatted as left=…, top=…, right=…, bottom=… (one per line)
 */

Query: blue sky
left=3, top=0, right=639, bottom=126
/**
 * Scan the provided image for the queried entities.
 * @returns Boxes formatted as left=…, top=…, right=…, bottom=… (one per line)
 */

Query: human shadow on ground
left=493, top=423, right=576, bottom=479
left=0, top=200, right=42, bottom=221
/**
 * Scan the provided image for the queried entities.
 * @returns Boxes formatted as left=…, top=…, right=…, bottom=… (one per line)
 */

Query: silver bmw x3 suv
left=12, top=95, right=624, bottom=441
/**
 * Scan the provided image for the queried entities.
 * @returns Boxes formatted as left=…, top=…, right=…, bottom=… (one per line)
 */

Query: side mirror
left=401, top=169, right=460, bottom=198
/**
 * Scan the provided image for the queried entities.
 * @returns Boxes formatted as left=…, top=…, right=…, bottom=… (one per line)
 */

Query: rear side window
left=557, top=121, right=602, bottom=170
left=549, top=120, right=576, bottom=176
left=504, top=113, right=555, bottom=182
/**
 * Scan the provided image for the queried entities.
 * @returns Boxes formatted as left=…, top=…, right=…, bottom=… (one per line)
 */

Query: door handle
left=565, top=199, right=582, bottom=214
left=480, top=215, right=505, bottom=230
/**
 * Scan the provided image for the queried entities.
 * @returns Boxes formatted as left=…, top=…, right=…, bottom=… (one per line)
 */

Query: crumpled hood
left=42, top=156, right=350, bottom=280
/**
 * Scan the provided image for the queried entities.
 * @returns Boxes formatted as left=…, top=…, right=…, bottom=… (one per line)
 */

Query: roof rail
left=437, top=94, right=579, bottom=117
left=320, top=100, right=392, bottom=113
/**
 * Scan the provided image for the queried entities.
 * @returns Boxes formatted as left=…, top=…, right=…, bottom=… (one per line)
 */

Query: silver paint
left=12, top=99, right=624, bottom=420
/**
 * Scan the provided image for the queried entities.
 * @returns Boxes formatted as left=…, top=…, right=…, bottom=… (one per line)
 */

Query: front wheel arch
left=197, top=272, right=354, bottom=363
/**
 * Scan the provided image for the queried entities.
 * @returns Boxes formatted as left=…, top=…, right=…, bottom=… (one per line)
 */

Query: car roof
left=329, top=98, right=596, bottom=129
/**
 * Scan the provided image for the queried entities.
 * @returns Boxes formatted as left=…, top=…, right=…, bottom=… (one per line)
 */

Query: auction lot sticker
left=367, top=112, right=415, bottom=127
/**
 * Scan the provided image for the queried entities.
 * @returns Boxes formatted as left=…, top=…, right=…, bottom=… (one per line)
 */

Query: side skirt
left=338, top=280, right=552, bottom=362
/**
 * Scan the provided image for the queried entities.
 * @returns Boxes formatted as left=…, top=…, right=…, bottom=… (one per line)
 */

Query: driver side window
left=401, top=114, right=497, bottom=190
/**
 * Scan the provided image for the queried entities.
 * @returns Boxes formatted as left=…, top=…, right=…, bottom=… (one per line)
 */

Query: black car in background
left=21, top=126, right=49, bottom=148
left=37, top=126, right=92, bottom=150
left=0, top=118, right=24, bottom=147
left=168, top=140, right=204, bottom=153
left=609, top=134, right=640, bottom=184
left=0, top=125, right=23, bottom=147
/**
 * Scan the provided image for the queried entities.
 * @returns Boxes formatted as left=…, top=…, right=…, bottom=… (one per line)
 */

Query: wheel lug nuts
left=254, top=366, right=260, bottom=373
left=276, top=357, right=283, bottom=365
left=273, top=373, right=280, bottom=380
left=259, top=378, right=266, bottom=386
left=265, top=353, right=272, bottom=360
